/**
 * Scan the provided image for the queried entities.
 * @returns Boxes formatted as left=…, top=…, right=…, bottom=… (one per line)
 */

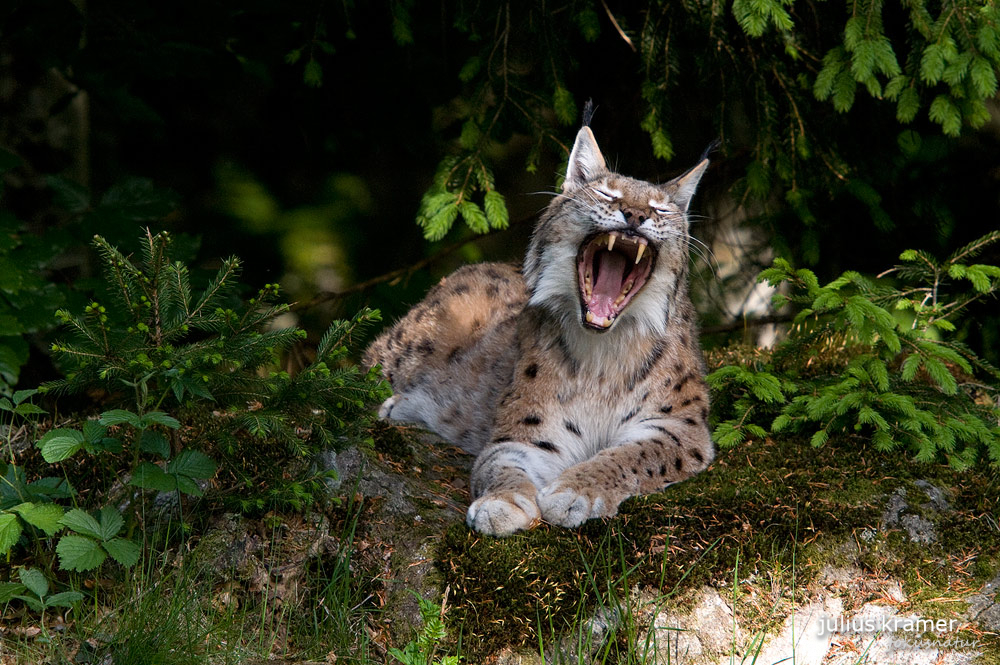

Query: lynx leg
left=538, top=425, right=713, bottom=527
left=466, top=442, right=564, bottom=536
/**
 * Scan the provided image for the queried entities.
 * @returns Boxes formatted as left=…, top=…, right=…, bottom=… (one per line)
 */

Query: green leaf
left=922, top=356, right=957, bottom=394
left=712, top=422, right=745, bottom=448
left=18, top=567, right=48, bottom=598
left=37, top=429, right=86, bottom=463
left=45, top=591, right=84, bottom=608
left=98, top=506, right=125, bottom=541
left=102, top=537, right=141, bottom=567
left=13, top=403, right=46, bottom=417
left=13, top=594, right=45, bottom=612
left=99, top=409, right=142, bottom=428
left=11, top=502, right=64, bottom=536
left=810, top=429, right=828, bottom=447
left=141, top=411, right=182, bottom=429
left=0, top=513, right=23, bottom=555
left=0, top=582, right=26, bottom=604
left=457, top=200, right=489, bottom=235
left=649, top=128, right=674, bottom=161
left=11, top=389, right=38, bottom=405
left=139, top=430, right=171, bottom=459
left=920, top=44, right=946, bottom=84
left=483, top=190, right=509, bottom=230
left=130, top=462, right=176, bottom=492
left=167, top=450, right=217, bottom=480
left=928, top=95, right=961, bottom=136
left=59, top=508, right=103, bottom=540
left=970, top=56, right=998, bottom=98
left=173, top=474, right=204, bottom=497
left=56, top=534, right=107, bottom=572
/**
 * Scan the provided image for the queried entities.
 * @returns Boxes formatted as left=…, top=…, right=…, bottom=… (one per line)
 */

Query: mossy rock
left=427, top=436, right=999, bottom=662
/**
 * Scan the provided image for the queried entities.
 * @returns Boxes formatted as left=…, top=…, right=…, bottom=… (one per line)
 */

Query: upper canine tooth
left=607, top=234, right=616, bottom=252
left=634, top=243, right=646, bottom=264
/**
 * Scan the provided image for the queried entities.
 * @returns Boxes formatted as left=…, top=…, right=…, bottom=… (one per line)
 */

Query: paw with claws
left=466, top=491, right=540, bottom=536
left=537, top=480, right=625, bottom=528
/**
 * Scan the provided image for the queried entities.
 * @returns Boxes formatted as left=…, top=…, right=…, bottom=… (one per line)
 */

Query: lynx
left=364, top=120, right=715, bottom=536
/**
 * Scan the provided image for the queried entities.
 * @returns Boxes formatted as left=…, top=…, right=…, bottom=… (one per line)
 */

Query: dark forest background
left=2, top=0, right=999, bottom=380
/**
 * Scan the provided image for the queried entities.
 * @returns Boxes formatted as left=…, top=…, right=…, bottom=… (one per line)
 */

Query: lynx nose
left=621, top=207, right=647, bottom=229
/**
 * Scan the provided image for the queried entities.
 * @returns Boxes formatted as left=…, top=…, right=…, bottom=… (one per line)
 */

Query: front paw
left=377, top=395, right=398, bottom=420
left=466, top=491, right=540, bottom=536
left=537, top=481, right=622, bottom=528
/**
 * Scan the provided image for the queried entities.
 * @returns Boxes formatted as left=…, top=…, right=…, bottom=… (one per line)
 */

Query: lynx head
left=523, top=125, right=709, bottom=337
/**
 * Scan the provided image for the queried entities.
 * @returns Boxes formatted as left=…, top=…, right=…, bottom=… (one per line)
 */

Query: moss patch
left=435, top=436, right=1000, bottom=661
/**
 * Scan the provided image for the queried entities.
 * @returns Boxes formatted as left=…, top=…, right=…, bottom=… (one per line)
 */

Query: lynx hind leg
left=363, top=262, right=526, bottom=392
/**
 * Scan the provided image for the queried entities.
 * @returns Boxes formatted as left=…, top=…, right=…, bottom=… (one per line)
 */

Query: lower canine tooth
left=586, top=312, right=595, bottom=323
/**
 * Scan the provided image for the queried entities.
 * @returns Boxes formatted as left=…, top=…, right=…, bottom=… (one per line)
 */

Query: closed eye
left=594, top=188, right=617, bottom=202
left=652, top=206, right=672, bottom=216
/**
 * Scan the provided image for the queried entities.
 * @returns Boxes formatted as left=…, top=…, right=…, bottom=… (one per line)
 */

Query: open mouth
left=577, top=231, right=656, bottom=331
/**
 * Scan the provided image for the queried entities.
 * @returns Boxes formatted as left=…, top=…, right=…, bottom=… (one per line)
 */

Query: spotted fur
left=364, top=124, right=715, bottom=536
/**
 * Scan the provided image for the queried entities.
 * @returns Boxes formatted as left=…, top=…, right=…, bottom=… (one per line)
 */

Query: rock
left=753, top=595, right=843, bottom=665
left=965, top=572, right=1000, bottom=631
left=646, top=586, right=742, bottom=663
left=824, top=605, right=980, bottom=665
left=328, top=431, right=470, bottom=647
left=899, top=513, right=936, bottom=544
left=880, top=481, right=952, bottom=544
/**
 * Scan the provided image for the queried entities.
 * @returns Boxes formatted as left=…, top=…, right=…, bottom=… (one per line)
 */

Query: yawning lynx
left=365, top=120, right=715, bottom=536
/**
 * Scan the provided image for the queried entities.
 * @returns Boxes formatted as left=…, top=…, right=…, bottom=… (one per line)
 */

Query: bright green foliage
left=131, top=449, right=217, bottom=497
left=8, top=567, right=83, bottom=614
left=388, top=592, right=459, bottom=665
left=0, top=391, right=74, bottom=559
left=416, top=155, right=510, bottom=241
left=41, top=230, right=387, bottom=518
left=811, top=0, right=999, bottom=136
left=45, top=231, right=388, bottom=459
left=56, top=506, right=141, bottom=571
left=709, top=231, right=1000, bottom=470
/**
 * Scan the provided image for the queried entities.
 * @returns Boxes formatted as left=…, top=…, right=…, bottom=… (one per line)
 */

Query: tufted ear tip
left=562, top=126, right=608, bottom=192
left=665, top=158, right=709, bottom=212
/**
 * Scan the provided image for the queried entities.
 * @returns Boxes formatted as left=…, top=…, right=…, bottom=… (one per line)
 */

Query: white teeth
left=607, top=234, right=616, bottom=252
left=635, top=242, right=646, bottom=264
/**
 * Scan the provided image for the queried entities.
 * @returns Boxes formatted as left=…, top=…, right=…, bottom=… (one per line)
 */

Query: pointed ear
left=664, top=158, right=709, bottom=211
left=562, top=127, right=608, bottom=192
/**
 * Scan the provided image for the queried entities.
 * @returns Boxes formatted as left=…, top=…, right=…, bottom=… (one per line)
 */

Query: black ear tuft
left=699, top=138, right=722, bottom=163
left=582, top=99, right=596, bottom=127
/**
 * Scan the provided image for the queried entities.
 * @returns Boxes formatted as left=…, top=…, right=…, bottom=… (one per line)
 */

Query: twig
left=600, top=0, right=636, bottom=52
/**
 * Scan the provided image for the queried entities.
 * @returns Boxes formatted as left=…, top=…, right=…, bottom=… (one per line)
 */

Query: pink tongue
left=588, top=251, right=628, bottom=318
